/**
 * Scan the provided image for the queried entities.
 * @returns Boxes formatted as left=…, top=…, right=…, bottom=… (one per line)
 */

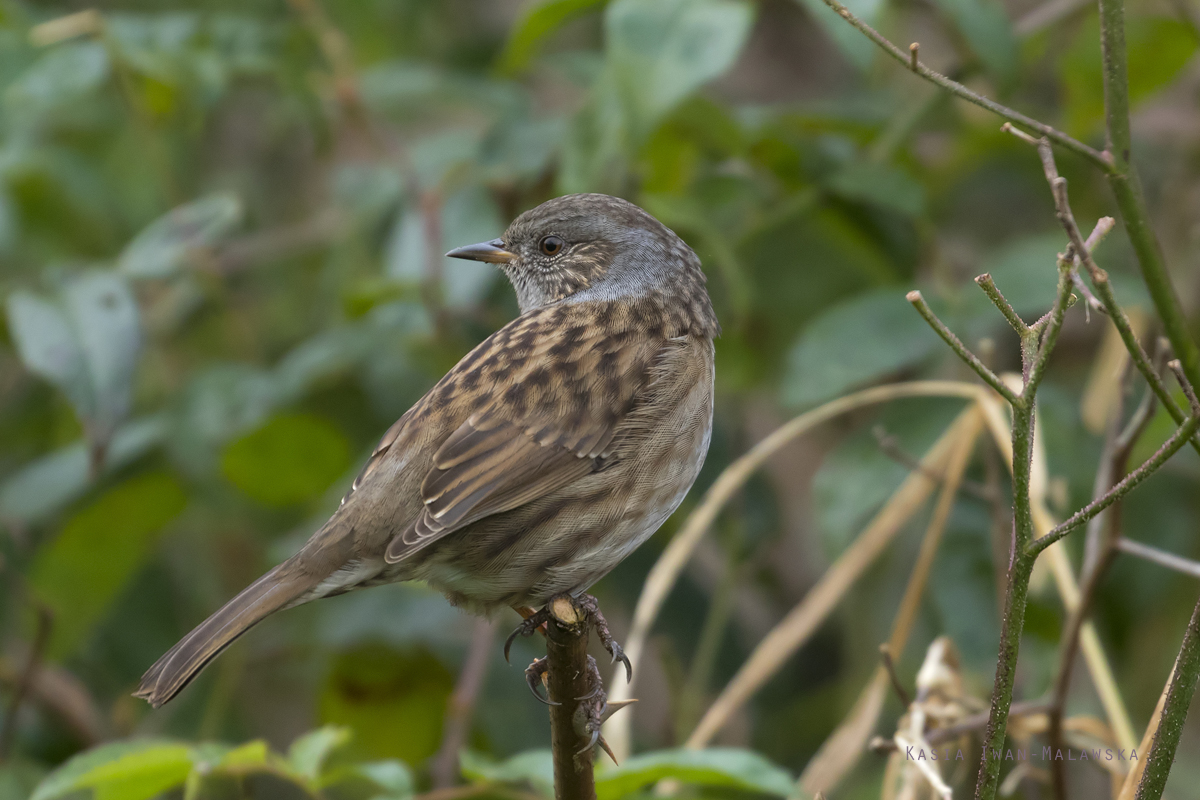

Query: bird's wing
left=384, top=305, right=668, bottom=564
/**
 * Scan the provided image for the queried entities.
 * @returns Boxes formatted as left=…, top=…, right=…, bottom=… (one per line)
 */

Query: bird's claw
left=579, top=594, right=633, bottom=682
left=504, top=607, right=550, bottom=664
left=524, top=657, right=559, bottom=706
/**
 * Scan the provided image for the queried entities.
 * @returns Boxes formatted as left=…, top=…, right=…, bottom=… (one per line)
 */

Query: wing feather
left=383, top=305, right=670, bottom=564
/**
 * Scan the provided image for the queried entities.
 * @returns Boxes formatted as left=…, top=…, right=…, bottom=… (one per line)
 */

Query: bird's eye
left=539, top=235, right=564, bottom=256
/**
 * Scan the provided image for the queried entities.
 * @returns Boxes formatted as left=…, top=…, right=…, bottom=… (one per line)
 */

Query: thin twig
left=872, top=425, right=992, bottom=500
left=974, top=274, right=1029, bottom=334
left=868, top=700, right=1051, bottom=751
left=431, top=619, right=497, bottom=789
left=0, top=606, right=52, bottom=761
left=880, top=647, right=911, bottom=709
left=1030, top=411, right=1200, bottom=554
left=815, top=0, right=1113, bottom=170
left=907, top=291, right=1020, bottom=405
left=688, top=408, right=982, bottom=750
left=1119, top=539, right=1200, bottom=580
left=1046, top=365, right=1152, bottom=798
left=1018, top=133, right=1200, bottom=459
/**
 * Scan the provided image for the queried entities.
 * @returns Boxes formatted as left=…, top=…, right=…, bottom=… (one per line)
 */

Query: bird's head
left=446, top=193, right=708, bottom=314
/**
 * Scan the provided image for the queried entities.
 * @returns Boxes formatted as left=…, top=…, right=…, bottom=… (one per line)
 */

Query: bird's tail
left=134, top=562, right=318, bottom=708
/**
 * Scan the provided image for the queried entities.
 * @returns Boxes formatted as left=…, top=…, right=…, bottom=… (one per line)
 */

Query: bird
left=134, top=193, right=719, bottom=709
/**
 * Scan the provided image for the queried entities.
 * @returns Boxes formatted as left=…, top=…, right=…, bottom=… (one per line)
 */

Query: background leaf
left=30, top=471, right=187, bottom=656
left=782, top=289, right=940, bottom=408
left=221, top=412, right=351, bottom=506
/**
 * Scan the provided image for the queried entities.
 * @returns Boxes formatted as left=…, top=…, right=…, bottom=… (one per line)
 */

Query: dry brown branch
left=798, top=407, right=981, bottom=793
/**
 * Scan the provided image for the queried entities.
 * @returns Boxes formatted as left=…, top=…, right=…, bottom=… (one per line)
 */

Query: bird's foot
left=504, top=606, right=551, bottom=664
left=524, top=656, right=558, bottom=705
left=573, top=655, right=618, bottom=766
left=579, top=593, right=632, bottom=682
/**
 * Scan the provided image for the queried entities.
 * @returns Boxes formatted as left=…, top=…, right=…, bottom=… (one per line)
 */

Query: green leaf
left=6, top=290, right=90, bottom=417
left=796, top=0, right=882, bottom=71
left=497, top=0, right=605, bottom=75
left=6, top=271, right=142, bottom=447
left=221, top=412, right=351, bottom=506
left=595, top=748, right=795, bottom=798
left=5, top=41, right=110, bottom=112
left=65, top=272, right=142, bottom=441
left=118, top=193, right=243, bottom=279
left=782, top=289, right=939, bottom=408
left=0, top=414, right=168, bottom=524
left=605, top=0, right=755, bottom=138
left=31, top=741, right=192, bottom=800
left=215, top=740, right=271, bottom=769
left=288, top=727, right=352, bottom=780
left=460, top=750, right=554, bottom=797
left=827, top=161, right=926, bottom=217
left=385, top=185, right=501, bottom=309
left=930, top=0, right=1017, bottom=85
left=812, top=398, right=965, bottom=556
left=0, top=759, right=46, bottom=800
left=31, top=471, right=187, bottom=656
left=354, top=760, right=415, bottom=798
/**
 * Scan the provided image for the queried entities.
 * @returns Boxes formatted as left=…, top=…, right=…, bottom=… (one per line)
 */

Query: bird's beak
left=445, top=238, right=516, bottom=264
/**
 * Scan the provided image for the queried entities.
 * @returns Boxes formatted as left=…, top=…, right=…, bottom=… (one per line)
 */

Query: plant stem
left=1118, top=539, right=1200, bottom=579
left=1098, top=0, right=1200, bottom=394
left=1029, top=411, right=1200, bottom=554
left=907, top=291, right=1020, bottom=405
left=975, top=393, right=1039, bottom=798
left=545, top=597, right=596, bottom=800
left=1136, top=593, right=1200, bottom=799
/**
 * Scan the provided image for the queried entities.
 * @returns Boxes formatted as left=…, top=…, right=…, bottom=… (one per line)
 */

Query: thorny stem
left=545, top=597, right=597, bottom=800
left=1136, top=593, right=1200, bottom=799
left=815, top=0, right=1112, bottom=170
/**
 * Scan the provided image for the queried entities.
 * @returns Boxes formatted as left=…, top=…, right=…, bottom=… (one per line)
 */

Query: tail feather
left=134, top=564, right=317, bottom=708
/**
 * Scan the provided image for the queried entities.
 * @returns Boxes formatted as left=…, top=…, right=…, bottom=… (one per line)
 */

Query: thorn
left=597, top=735, right=619, bottom=765
left=909, top=42, right=919, bottom=71
left=598, top=698, right=637, bottom=725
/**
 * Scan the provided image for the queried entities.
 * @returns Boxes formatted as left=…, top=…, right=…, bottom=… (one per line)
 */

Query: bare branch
left=1030, top=412, right=1200, bottom=555
left=816, top=0, right=1113, bottom=170
left=1119, top=539, right=1200, bottom=580
left=975, top=274, right=1029, bottom=334
left=907, top=291, right=1020, bottom=405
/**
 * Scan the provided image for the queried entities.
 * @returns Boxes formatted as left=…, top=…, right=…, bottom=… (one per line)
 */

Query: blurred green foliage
left=0, top=0, right=1197, bottom=796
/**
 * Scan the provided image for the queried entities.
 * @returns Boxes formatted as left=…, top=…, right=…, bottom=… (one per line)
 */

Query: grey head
left=446, top=193, right=713, bottom=318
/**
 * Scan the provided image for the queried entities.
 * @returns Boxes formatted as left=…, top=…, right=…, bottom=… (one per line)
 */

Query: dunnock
left=136, top=193, right=718, bottom=708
